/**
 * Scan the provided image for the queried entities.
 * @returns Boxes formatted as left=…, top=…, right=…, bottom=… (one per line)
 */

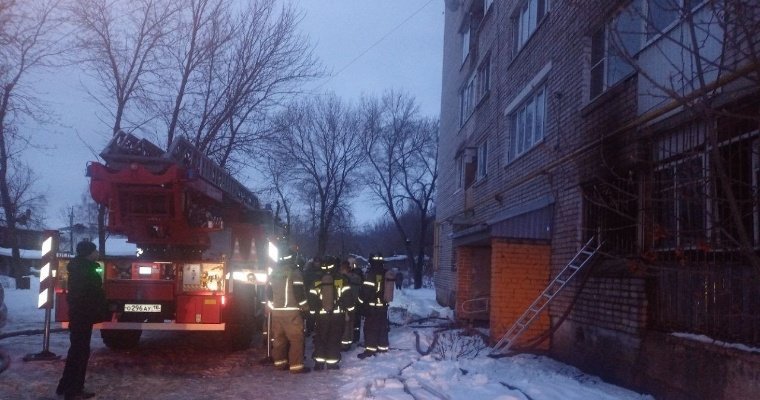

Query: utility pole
left=69, top=207, right=74, bottom=254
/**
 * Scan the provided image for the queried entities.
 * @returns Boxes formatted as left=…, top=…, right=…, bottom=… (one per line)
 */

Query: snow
left=0, top=236, right=137, bottom=261
left=671, top=332, right=760, bottom=354
left=0, top=247, right=41, bottom=259
left=0, top=276, right=654, bottom=399
left=101, top=237, right=138, bottom=257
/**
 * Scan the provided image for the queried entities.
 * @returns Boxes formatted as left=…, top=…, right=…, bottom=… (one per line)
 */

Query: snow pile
left=389, top=285, right=453, bottom=322
left=335, top=288, right=653, bottom=400
left=0, top=275, right=44, bottom=333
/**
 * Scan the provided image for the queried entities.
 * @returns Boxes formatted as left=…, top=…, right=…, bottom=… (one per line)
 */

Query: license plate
left=124, top=304, right=161, bottom=312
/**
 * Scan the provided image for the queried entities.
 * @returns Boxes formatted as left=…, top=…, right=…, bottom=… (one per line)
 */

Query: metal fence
left=649, top=261, right=760, bottom=347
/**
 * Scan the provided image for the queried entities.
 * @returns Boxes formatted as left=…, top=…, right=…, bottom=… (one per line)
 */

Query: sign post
left=24, top=230, right=61, bottom=362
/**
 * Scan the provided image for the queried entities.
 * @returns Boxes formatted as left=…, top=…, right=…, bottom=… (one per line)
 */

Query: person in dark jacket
left=57, top=241, right=108, bottom=400
left=309, top=256, right=346, bottom=370
left=358, top=253, right=391, bottom=359
left=267, top=252, right=310, bottom=374
left=339, top=260, right=361, bottom=351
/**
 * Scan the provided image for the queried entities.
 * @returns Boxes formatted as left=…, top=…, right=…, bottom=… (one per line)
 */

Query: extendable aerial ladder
left=490, top=236, right=602, bottom=357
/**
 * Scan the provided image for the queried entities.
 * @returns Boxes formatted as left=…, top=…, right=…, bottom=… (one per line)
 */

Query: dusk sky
left=20, top=0, right=445, bottom=230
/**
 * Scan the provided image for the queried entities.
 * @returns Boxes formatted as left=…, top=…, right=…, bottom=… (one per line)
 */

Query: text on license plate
left=124, top=304, right=161, bottom=312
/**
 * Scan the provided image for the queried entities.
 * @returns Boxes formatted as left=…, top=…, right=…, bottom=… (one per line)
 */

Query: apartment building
left=435, top=1, right=760, bottom=398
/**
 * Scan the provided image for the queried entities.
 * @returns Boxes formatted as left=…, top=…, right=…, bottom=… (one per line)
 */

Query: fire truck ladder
left=101, top=131, right=260, bottom=211
left=489, top=236, right=602, bottom=357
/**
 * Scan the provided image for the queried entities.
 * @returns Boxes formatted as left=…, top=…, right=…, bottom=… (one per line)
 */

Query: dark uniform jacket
left=66, top=256, right=108, bottom=325
left=267, top=266, right=307, bottom=312
left=361, top=265, right=389, bottom=307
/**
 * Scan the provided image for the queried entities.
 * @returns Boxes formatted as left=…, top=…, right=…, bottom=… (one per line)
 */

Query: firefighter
left=302, top=256, right=321, bottom=336
left=267, top=252, right=310, bottom=374
left=358, top=253, right=394, bottom=359
left=309, top=256, right=345, bottom=370
left=339, top=259, right=361, bottom=350
left=351, top=262, right=365, bottom=344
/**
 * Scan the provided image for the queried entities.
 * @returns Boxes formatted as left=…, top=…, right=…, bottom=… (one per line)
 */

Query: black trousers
left=362, top=306, right=389, bottom=352
left=341, top=311, right=356, bottom=350
left=57, top=322, right=93, bottom=395
left=313, top=313, right=343, bottom=364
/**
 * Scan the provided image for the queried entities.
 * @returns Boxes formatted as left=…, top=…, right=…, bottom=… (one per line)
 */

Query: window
left=644, top=0, right=708, bottom=40
left=514, top=0, right=550, bottom=51
left=651, top=121, right=760, bottom=251
left=459, top=75, right=475, bottom=126
left=589, top=6, right=640, bottom=99
left=457, top=155, right=464, bottom=189
left=461, top=25, right=471, bottom=64
left=484, top=0, right=493, bottom=13
left=653, top=156, right=705, bottom=249
left=510, top=85, right=547, bottom=158
left=590, top=0, right=711, bottom=99
left=462, top=1, right=486, bottom=65
left=477, top=141, right=488, bottom=180
left=476, top=54, right=491, bottom=100
left=646, top=0, right=680, bottom=39
left=458, top=147, right=478, bottom=189
left=459, top=55, right=491, bottom=127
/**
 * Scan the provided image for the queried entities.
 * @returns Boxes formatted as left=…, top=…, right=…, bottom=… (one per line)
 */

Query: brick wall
left=489, top=240, right=551, bottom=350
left=551, top=274, right=649, bottom=383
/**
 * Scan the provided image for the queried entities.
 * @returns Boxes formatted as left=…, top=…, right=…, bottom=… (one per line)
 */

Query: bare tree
left=362, top=90, right=438, bottom=289
left=271, top=94, right=365, bottom=257
left=162, top=0, right=320, bottom=172
left=57, top=189, right=99, bottom=254
left=0, top=0, right=65, bottom=284
left=158, top=0, right=230, bottom=149
left=70, top=0, right=177, bottom=135
left=259, top=155, right=297, bottom=238
left=69, top=0, right=177, bottom=253
left=0, top=163, right=46, bottom=228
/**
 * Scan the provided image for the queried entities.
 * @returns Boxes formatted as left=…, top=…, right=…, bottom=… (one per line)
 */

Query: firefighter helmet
left=321, top=256, right=337, bottom=271
left=278, top=251, right=296, bottom=266
left=369, top=252, right=384, bottom=267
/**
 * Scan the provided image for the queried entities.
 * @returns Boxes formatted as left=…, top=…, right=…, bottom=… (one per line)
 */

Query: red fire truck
left=55, top=131, right=278, bottom=350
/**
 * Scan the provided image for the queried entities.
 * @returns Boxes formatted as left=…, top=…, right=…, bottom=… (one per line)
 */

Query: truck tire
left=221, top=285, right=260, bottom=351
left=223, top=319, right=255, bottom=351
left=101, top=328, right=142, bottom=350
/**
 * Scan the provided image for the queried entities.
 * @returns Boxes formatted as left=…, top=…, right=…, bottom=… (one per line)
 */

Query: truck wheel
left=223, top=320, right=255, bottom=351
left=222, top=285, right=261, bottom=351
left=101, top=329, right=142, bottom=350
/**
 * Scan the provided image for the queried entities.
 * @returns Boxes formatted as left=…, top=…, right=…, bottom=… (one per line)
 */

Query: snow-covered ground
left=0, top=276, right=654, bottom=399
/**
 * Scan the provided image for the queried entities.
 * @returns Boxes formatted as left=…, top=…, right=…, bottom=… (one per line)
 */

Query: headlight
left=231, top=270, right=268, bottom=284
left=268, top=242, right=278, bottom=261
left=253, top=271, right=268, bottom=284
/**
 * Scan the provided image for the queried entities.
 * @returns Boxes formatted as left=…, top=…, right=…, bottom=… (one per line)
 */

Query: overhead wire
left=309, top=0, right=437, bottom=94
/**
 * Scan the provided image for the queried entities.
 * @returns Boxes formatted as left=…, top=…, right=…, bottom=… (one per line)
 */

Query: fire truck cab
left=55, top=131, right=277, bottom=350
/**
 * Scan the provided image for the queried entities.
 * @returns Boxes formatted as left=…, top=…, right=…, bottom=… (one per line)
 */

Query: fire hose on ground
left=407, top=316, right=533, bottom=400
left=0, top=328, right=68, bottom=374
